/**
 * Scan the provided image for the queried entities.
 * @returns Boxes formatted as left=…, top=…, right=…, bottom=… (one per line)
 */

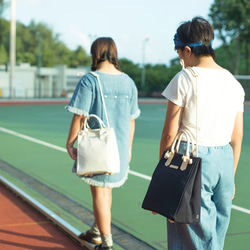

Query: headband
left=174, top=33, right=213, bottom=47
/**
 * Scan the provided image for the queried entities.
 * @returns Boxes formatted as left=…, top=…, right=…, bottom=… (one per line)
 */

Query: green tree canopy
left=0, top=17, right=91, bottom=68
left=209, top=0, right=250, bottom=74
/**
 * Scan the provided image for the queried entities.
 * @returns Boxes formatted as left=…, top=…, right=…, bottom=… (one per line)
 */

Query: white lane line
left=1, top=127, right=249, bottom=215
left=0, top=127, right=67, bottom=153
left=232, top=205, right=250, bottom=214
left=128, top=170, right=151, bottom=181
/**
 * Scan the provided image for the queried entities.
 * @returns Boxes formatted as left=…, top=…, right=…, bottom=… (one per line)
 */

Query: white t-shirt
left=161, top=67, right=245, bottom=147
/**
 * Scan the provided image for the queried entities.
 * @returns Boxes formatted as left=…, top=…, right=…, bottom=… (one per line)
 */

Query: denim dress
left=65, top=72, right=140, bottom=188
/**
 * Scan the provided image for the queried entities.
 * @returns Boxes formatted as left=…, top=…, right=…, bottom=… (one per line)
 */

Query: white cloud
left=62, top=24, right=91, bottom=53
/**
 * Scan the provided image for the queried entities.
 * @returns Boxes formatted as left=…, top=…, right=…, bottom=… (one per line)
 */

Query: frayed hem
left=131, top=109, right=141, bottom=119
left=80, top=171, right=128, bottom=188
left=65, top=105, right=89, bottom=116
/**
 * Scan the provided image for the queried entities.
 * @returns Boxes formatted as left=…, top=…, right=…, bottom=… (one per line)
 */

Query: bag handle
left=83, top=114, right=106, bottom=130
left=90, top=72, right=110, bottom=128
left=164, top=130, right=194, bottom=171
left=168, top=130, right=195, bottom=157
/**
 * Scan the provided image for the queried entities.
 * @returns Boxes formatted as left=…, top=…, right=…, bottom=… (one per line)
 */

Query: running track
left=0, top=182, right=83, bottom=250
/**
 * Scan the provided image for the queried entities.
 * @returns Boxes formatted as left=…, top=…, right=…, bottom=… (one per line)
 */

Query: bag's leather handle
left=164, top=130, right=194, bottom=171
left=83, top=114, right=106, bottom=130
left=170, top=130, right=194, bottom=157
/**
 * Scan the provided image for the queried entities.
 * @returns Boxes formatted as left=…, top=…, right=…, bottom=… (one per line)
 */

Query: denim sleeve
left=130, top=82, right=141, bottom=119
left=65, top=76, right=93, bottom=116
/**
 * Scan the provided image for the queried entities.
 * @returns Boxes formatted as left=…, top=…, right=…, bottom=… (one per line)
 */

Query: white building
left=0, top=63, right=89, bottom=98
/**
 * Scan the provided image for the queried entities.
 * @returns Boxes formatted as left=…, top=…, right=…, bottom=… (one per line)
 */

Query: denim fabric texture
left=167, top=142, right=234, bottom=250
left=66, top=72, right=140, bottom=187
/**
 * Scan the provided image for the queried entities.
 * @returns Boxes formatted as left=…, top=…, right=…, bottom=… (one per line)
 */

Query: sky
left=4, top=0, right=219, bottom=66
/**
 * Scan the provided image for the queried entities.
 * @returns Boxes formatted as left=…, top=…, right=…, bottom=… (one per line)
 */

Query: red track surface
left=0, top=183, right=82, bottom=250
left=0, top=98, right=168, bottom=106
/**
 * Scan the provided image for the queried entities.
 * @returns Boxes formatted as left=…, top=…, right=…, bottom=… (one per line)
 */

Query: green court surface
left=0, top=103, right=249, bottom=249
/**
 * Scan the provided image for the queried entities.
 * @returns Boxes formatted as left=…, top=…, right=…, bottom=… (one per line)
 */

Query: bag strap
left=186, top=67, right=198, bottom=157
left=181, top=61, right=199, bottom=157
left=90, top=72, right=110, bottom=128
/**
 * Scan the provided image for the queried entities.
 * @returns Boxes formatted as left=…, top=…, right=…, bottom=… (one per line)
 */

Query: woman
left=66, top=37, right=140, bottom=250
left=159, top=17, right=245, bottom=249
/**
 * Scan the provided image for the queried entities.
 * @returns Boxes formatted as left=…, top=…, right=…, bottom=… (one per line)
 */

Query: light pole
left=141, top=38, right=149, bottom=97
left=37, top=32, right=42, bottom=98
left=9, top=0, right=16, bottom=99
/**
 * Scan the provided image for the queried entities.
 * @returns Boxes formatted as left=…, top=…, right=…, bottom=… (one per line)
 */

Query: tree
left=0, top=17, right=9, bottom=63
left=69, top=46, right=91, bottom=68
left=209, top=0, right=250, bottom=74
left=0, top=17, right=91, bottom=68
left=0, top=0, right=9, bottom=45
left=0, top=0, right=9, bottom=65
left=119, top=58, right=141, bottom=90
left=119, top=58, right=181, bottom=96
left=14, top=20, right=91, bottom=68
left=144, top=64, right=171, bottom=94
left=0, top=44, right=7, bottom=64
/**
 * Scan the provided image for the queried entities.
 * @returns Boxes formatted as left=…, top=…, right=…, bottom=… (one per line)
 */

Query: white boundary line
left=0, top=127, right=67, bottom=153
left=128, top=169, right=152, bottom=181
left=1, top=127, right=250, bottom=215
left=232, top=205, right=250, bottom=215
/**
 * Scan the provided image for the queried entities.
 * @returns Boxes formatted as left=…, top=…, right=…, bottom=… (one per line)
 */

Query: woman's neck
left=193, top=56, right=223, bottom=70
left=97, top=61, right=122, bottom=75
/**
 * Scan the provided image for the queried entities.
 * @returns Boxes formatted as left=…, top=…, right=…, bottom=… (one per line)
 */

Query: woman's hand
left=152, top=211, right=175, bottom=223
left=129, top=146, right=132, bottom=162
left=232, top=183, right=235, bottom=199
left=168, top=219, right=175, bottom=223
left=129, top=119, right=135, bottom=163
left=66, top=145, right=77, bottom=161
left=66, top=114, right=85, bottom=161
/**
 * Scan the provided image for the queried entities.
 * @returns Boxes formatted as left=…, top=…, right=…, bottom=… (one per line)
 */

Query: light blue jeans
left=167, top=143, right=234, bottom=250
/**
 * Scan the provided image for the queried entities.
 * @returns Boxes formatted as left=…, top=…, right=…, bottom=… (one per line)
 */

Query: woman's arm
left=153, top=101, right=183, bottom=218
left=230, top=111, right=243, bottom=199
left=230, top=111, right=243, bottom=176
left=66, top=114, right=85, bottom=161
left=129, top=119, right=135, bottom=162
left=159, top=101, right=183, bottom=159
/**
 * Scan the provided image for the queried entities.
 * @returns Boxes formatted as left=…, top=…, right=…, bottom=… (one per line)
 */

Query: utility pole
left=9, top=0, right=16, bottom=99
left=37, top=32, right=42, bottom=98
left=141, top=38, right=149, bottom=97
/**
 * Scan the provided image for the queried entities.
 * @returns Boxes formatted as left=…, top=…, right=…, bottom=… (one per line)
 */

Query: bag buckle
left=164, top=151, right=174, bottom=166
left=180, top=155, right=193, bottom=171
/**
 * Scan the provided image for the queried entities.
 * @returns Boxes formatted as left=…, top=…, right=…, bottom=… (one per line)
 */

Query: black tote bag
left=142, top=130, right=202, bottom=224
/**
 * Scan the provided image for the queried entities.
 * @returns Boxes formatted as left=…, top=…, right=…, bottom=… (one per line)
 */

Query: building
left=0, top=63, right=89, bottom=98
